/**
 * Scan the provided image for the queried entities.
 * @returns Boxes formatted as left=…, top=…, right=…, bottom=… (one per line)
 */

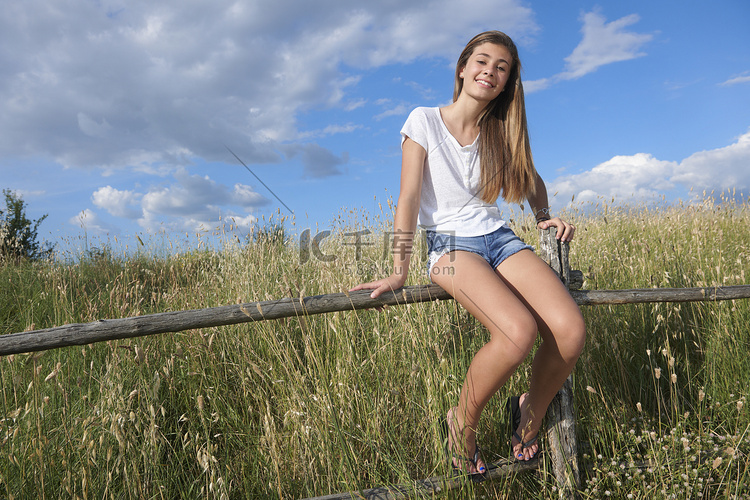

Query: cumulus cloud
left=68, top=209, right=118, bottom=236
left=548, top=130, right=750, bottom=208
left=84, top=169, right=270, bottom=233
left=138, top=169, right=269, bottom=231
left=0, top=0, right=537, bottom=174
left=549, top=153, right=677, bottom=206
left=672, top=130, right=750, bottom=193
left=92, top=186, right=141, bottom=219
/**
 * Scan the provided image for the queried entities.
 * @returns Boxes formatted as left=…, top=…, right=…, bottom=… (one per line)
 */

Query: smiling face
left=452, top=31, right=521, bottom=108
left=458, top=42, right=513, bottom=103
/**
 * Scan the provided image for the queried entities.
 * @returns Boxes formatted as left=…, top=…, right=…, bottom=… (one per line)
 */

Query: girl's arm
left=527, top=172, right=576, bottom=242
left=350, top=138, right=425, bottom=298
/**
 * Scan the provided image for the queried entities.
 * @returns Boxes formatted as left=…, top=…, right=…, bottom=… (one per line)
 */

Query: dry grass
left=0, top=194, right=749, bottom=499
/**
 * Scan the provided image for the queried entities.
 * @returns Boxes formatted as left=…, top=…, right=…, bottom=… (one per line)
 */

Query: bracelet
left=535, top=207, right=551, bottom=222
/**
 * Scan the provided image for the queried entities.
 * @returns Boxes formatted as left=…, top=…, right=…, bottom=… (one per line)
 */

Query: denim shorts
left=425, top=225, right=533, bottom=278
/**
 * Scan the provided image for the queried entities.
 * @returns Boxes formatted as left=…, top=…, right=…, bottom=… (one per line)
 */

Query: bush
left=0, top=189, right=54, bottom=262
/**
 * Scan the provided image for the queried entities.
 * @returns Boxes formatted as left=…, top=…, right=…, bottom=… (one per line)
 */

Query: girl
left=351, top=31, right=585, bottom=476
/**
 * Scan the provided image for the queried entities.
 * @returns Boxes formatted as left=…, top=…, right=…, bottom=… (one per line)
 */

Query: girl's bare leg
left=432, top=249, right=585, bottom=466
left=495, top=249, right=586, bottom=460
left=432, top=250, right=540, bottom=472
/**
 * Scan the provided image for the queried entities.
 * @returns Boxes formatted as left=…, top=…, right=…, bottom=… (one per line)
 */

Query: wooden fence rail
left=2, top=283, right=749, bottom=357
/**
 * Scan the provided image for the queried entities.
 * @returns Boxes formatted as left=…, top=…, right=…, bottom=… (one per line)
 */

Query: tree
left=0, top=189, right=54, bottom=261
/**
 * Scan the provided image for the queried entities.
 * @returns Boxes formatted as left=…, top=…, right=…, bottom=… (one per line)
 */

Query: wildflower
left=671, top=373, right=677, bottom=384
left=738, top=400, right=744, bottom=412
left=636, top=402, right=642, bottom=412
left=698, top=389, right=705, bottom=402
left=654, top=367, right=661, bottom=379
left=712, top=457, right=722, bottom=469
left=586, top=385, right=597, bottom=394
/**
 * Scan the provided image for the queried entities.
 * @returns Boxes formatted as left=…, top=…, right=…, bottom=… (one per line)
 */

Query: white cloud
left=68, top=209, right=117, bottom=235
left=92, top=186, right=141, bottom=219
left=0, top=0, right=538, bottom=175
left=297, top=123, right=363, bottom=140
left=85, top=169, right=270, bottom=233
left=720, top=72, right=750, bottom=87
left=523, top=78, right=552, bottom=93
left=137, top=168, right=269, bottom=231
left=558, top=11, right=652, bottom=81
left=672, top=130, right=750, bottom=193
left=549, top=153, right=677, bottom=207
left=526, top=9, right=653, bottom=93
left=226, top=213, right=258, bottom=231
left=375, top=103, right=412, bottom=121
left=14, top=189, right=46, bottom=199
left=548, top=129, right=750, bottom=208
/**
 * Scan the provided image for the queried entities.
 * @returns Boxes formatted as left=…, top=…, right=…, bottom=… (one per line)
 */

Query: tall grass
left=0, top=195, right=749, bottom=499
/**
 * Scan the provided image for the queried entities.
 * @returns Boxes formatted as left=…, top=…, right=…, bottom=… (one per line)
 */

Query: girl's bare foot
left=511, top=393, right=540, bottom=461
left=446, top=406, right=487, bottom=475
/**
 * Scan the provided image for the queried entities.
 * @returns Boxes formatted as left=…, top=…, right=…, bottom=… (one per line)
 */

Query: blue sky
left=1, top=0, right=749, bottom=256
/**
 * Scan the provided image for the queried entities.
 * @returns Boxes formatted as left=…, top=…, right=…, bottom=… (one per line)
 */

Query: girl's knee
left=563, top=315, right=586, bottom=362
left=490, top=318, right=537, bottom=362
left=548, top=311, right=586, bottom=362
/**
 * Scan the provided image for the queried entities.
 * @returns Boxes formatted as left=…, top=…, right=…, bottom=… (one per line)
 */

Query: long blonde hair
left=453, top=31, right=537, bottom=205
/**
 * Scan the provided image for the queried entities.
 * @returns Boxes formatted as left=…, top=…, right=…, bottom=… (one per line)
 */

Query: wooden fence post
left=539, top=227, right=581, bottom=499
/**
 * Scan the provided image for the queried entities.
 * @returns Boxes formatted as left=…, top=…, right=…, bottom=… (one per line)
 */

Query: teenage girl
left=351, top=31, right=586, bottom=476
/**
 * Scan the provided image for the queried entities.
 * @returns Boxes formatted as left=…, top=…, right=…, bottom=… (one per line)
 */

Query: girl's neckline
left=437, top=107, right=479, bottom=148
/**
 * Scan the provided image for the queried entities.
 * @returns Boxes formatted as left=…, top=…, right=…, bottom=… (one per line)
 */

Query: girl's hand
left=350, top=274, right=407, bottom=300
left=537, top=217, right=576, bottom=242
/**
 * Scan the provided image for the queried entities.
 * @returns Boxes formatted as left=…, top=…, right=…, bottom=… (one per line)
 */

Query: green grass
left=1, top=196, right=749, bottom=499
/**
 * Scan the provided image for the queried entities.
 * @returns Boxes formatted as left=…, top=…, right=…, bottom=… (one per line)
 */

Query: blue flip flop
left=440, top=418, right=487, bottom=481
left=506, top=396, right=539, bottom=461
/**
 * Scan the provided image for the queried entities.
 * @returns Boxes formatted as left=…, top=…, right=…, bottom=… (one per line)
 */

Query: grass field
left=1, top=195, right=749, bottom=499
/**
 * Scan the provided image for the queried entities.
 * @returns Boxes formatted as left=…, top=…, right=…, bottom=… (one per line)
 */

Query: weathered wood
left=569, top=285, right=750, bottom=305
left=3, top=283, right=750, bottom=357
left=539, top=227, right=580, bottom=499
left=304, top=458, right=540, bottom=500
left=539, top=227, right=563, bottom=278
left=0, top=285, right=448, bottom=356
left=544, top=376, right=580, bottom=499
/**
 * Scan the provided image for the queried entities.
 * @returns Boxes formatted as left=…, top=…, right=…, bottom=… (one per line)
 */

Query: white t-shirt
left=400, top=107, right=506, bottom=236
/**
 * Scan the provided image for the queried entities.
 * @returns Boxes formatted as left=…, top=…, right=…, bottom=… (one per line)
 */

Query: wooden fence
left=2, top=228, right=750, bottom=499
